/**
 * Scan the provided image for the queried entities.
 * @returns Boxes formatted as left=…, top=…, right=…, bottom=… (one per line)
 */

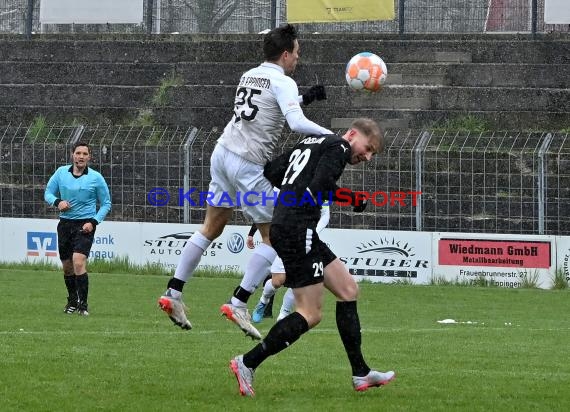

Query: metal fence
left=1, top=124, right=569, bottom=235
left=1, top=0, right=568, bottom=36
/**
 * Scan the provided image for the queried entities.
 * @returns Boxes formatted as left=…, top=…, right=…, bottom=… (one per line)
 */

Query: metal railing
left=1, top=124, right=569, bottom=235
left=2, top=0, right=568, bottom=36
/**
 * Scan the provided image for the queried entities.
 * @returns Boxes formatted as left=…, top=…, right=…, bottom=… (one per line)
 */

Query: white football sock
left=280, top=288, right=296, bottom=316
left=173, top=231, right=212, bottom=282
left=235, top=243, right=277, bottom=301
left=261, top=279, right=277, bottom=304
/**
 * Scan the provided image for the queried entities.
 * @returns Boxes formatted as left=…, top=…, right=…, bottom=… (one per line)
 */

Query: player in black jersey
left=230, top=118, right=396, bottom=396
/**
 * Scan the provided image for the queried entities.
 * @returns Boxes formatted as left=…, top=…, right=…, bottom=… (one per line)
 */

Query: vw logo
left=227, top=233, right=245, bottom=253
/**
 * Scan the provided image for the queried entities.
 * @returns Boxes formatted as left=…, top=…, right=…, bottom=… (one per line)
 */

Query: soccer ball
left=345, top=52, right=388, bottom=92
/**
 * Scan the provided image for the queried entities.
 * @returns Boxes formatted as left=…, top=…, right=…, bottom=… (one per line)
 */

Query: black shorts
left=270, top=224, right=336, bottom=289
left=57, top=219, right=96, bottom=260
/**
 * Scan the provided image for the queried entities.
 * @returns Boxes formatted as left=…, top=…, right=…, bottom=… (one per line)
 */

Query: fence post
left=146, top=0, right=154, bottom=36
left=68, top=125, right=86, bottom=147
left=155, top=0, right=161, bottom=34
left=531, top=0, right=538, bottom=36
left=183, top=127, right=199, bottom=224
left=25, top=0, right=35, bottom=40
left=398, top=0, right=405, bottom=36
left=414, top=131, right=430, bottom=231
left=270, top=0, right=278, bottom=29
left=537, top=133, right=553, bottom=234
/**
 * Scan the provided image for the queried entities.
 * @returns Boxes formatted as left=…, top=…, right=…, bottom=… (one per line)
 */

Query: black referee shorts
left=57, top=219, right=96, bottom=260
left=270, top=223, right=336, bottom=289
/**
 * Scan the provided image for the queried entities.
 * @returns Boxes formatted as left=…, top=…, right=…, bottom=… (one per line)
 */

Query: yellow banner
left=287, top=0, right=395, bottom=23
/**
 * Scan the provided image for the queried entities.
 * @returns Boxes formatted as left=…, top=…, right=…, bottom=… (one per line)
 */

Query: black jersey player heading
left=264, top=117, right=384, bottom=225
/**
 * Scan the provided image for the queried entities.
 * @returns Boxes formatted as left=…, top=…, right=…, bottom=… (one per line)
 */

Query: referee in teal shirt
left=44, top=142, right=111, bottom=316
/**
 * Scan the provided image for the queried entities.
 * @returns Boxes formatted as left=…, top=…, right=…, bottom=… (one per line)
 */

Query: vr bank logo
left=27, top=232, right=58, bottom=257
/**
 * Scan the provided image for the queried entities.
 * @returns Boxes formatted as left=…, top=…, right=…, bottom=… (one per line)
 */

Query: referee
left=44, top=142, right=111, bottom=316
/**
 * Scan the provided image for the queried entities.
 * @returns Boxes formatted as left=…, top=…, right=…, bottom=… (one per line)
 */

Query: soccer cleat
left=229, top=355, right=255, bottom=397
left=352, top=369, right=396, bottom=392
left=77, top=303, right=89, bottom=316
left=220, top=303, right=262, bottom=340
left=158, top=291, right=192, bottom=330
left=64, top=298, right=78, bottom=314
left=251, top=301, right=267, bottom=323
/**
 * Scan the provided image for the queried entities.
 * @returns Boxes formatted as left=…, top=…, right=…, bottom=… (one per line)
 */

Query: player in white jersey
left=250, top=203, right=330, bottom=324
left=157, top=24, right=332, bottom=339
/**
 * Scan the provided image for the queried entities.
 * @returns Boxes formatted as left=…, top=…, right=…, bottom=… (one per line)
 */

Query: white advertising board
left=321, top=228, right=433, bottom=284
left=40, top=0, right=144, bottom=24
left=0, top=219, right=433, bottom=283
left=139, top=222, right=253, bottom=272
left=555, top=236, right=570, bottom=284
left=0, top=218, right=253, bottom=273
left=433, top=232, right=555, bottom=289
left=1, top=218, right=64, bottom=265
left=544, top=0, right=570, bottom=24
left=1, top=218, right=561, bottom=289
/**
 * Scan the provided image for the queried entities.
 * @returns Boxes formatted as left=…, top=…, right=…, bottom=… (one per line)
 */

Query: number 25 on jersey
left=233, top=87, right=261, bottom=123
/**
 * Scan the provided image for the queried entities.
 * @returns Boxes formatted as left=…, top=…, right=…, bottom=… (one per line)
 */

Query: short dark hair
left=72, top=142, right=90, bottom=153
left=263, top=24, right=298, bottom=62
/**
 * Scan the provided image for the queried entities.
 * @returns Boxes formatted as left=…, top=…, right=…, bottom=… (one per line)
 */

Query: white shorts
left=271, top=256, right=285, bottom=274
left=208, top=143, right=274, bottom=223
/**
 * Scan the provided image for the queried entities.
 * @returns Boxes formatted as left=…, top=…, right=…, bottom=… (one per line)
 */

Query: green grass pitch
left=1, top=269, right=569, bottom=411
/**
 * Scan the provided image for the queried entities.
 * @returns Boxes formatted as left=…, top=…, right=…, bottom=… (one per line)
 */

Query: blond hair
left=351, top=118, right=384, bottom=153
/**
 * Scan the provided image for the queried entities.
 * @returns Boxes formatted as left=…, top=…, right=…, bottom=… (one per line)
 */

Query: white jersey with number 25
left=217, top=62, right=302, bottom=165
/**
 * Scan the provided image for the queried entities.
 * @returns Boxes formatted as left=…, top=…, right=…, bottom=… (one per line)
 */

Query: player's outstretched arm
left=285, top=110, right=332, bottom=136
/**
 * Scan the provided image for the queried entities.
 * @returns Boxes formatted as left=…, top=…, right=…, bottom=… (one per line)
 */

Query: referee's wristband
left=88, top=218, right=98, bottom=227
left=53, top=198, right=62, bottom=207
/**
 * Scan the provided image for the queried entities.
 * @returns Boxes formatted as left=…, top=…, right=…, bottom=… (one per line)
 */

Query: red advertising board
left=439, top=239, right=551, bottom=268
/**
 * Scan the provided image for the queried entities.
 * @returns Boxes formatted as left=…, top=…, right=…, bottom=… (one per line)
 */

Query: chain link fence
left=1, top=124, right=569, bottom=235
left=0, top=0, right=568, bottom=35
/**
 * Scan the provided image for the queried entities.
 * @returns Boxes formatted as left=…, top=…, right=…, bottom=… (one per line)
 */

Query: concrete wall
left=0, top=33, right=568, bottom=131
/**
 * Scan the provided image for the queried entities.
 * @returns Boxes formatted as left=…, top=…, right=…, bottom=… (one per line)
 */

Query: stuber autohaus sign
left=143, top=232, right=222, bottom=256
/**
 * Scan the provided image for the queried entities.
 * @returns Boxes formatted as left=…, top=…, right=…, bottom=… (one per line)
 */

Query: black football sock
left=233, top=286, right=252, bottom=304
left=336, top=301, right=370, bottom=376
left=167, top=277, right=186, bottom=292
left=64, top=275, right=78, bottom=304
left=243, top=311, right=309, bottom=369
left=76, top=273, right=89, bottom=307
